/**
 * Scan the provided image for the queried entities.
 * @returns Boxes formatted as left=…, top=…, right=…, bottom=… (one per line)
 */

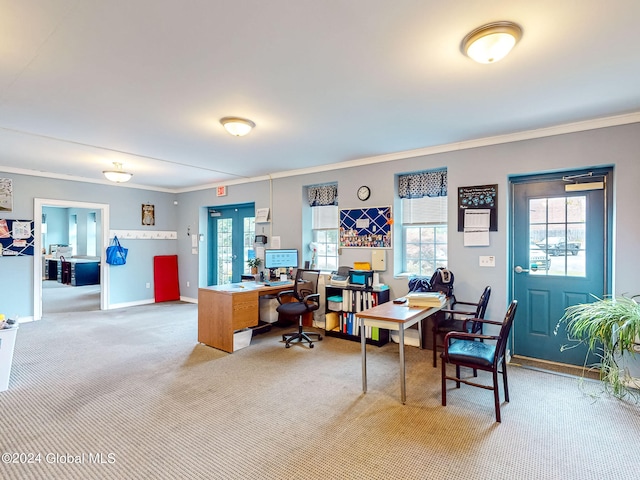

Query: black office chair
left=432, top=286, right=491, bottom=367
left=277, top=269, right=323, bottom=348
left=441, top=300, right=518, bottom=423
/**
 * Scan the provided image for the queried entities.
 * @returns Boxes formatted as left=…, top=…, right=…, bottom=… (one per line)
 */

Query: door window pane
left=217, top=218, right=233, bottom=284
left=528, top=196, right=586, bottom=277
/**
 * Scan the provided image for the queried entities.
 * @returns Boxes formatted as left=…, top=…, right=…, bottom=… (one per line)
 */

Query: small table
left=357, top=302, right=443, bottom=404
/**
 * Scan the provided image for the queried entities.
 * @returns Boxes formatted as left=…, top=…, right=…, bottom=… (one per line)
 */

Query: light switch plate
left=479, top=255, right=495, bottom=267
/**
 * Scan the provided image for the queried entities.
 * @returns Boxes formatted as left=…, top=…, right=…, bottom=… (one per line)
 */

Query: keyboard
left=264, top=280, right=290, bottom=286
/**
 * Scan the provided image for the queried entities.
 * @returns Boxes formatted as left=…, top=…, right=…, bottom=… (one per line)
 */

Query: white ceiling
left=2, top=1, right=640, bottom=192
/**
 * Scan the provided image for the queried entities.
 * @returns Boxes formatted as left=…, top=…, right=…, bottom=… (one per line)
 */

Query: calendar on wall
left=339, top=206, right=392, bottom=248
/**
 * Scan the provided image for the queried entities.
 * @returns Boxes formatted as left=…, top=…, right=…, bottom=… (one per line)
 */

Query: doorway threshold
left=511, top=355, right=600, bottom=381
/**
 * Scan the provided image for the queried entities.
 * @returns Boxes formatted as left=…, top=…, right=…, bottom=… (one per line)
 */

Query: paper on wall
left=463, top=209, right=490, bottom=246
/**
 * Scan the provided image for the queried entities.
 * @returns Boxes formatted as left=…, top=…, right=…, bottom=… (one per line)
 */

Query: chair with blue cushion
left=432, top=286, right=491, bottom=367
left=440, top=300, right=518, bottom=423
left=277, top=269, right=322, bottom=348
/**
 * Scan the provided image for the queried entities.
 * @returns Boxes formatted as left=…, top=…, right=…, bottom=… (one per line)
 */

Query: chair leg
left=455, top=365, right=461, bottom=388
left=441, top=357, right=447, bottom=406
left=282, top=316, right=322, bottom=348
left=433, top=330, right=438, bottom=368
left=502, top=359, right=510, bottom=403
left=493, top=368, right=501, bottom=423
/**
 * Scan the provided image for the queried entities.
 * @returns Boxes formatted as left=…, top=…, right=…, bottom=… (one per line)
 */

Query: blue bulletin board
left=339, top=206, right=392, bottom=248
left=0, top=219, right=35, bottom=257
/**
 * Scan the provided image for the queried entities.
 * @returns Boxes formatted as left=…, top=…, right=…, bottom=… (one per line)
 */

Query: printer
left=330, top=266, right=351, bottom=286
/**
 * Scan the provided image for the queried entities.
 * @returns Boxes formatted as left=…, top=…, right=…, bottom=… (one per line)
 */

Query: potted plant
left=247, top=257, right=262, bottom=275
left=555, top=294, right=640, bottom=400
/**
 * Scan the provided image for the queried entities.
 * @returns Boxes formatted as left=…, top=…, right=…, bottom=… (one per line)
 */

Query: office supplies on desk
left=264, top=280, right=291, bottom=286
left=330, top=266, right=351, bottom=286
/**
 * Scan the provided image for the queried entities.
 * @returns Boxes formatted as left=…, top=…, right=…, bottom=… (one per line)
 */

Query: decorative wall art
left=0, top=178, right=13, bottom=212
left=339, top=206, right=392, bottom=248
left=458, top=184, right=498, bottom=232
left=142, top=204, right=155, bottom=226
left=0, top=219, right=35, bottom=256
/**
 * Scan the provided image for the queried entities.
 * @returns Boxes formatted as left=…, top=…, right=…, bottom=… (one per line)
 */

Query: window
left=69, top=214, right=77, bottom=256
left=312, top=205, right=338, bottom=271
left=243, top=216, right=256, bottom=274
left=398, top=170, right=447, bottom=276
left=87, top=212, right=97, bottom=256
left=308, top=184, right=338, bottom=271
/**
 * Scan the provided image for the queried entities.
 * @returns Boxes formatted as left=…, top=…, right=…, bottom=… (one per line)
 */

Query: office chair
left=432, top=286, right=491, bottom=367
left=441, top=300, right=518, bottom=423
left=276, top=269, right=323, bottom=348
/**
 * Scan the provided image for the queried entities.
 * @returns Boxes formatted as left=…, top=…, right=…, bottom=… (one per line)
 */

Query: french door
left=511, top=169, right=612, bottom=365
left=208, top=204, right=255, bottom=285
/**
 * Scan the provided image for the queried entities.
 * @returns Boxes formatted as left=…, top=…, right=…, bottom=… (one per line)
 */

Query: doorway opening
left=207, top=203, right=255, bottom=285
left=33, top=198, right=110, bottom=320
left=509, top=168, right=612, bottom=367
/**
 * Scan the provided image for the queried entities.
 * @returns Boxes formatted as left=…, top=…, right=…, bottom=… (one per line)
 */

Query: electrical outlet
left=479, top=256, right=495, bottom=267
left=186, top=281, right=190, bottom=287
left=146, top=283, right=150, bottom=288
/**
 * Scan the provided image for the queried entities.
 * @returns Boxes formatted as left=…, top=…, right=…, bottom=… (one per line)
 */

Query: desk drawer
left=232, top=295, right=258, bottom=330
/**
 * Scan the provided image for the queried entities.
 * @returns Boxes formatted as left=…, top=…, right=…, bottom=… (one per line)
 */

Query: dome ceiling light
left=220, top=117, right=256, bottom=136
left=461, top=21, right=522, bottom=64
left=103, top=162, right=133, bottom=183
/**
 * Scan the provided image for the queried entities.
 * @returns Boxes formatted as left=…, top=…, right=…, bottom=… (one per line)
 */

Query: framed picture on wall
left=142, top=204, right=155, bottom=226
left=0, top=178, right=13, bottom=212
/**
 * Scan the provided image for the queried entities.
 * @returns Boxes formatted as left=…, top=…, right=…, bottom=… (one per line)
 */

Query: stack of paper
left=406, top=292, right=446, bottom=308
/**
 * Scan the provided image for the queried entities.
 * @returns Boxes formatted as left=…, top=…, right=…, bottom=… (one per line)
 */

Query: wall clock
left=357, top=185, right=371, bottom=201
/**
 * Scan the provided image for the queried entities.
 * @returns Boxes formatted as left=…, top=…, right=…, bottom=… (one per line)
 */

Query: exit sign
left=216, top=186, right=227, bottom=197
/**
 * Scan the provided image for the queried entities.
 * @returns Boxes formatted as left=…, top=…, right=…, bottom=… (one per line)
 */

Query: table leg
left=361, top=317, right=367, bottom=394
left=399, top=327, right=406, bottom=404
left=417, top=319, right=423, bottom=349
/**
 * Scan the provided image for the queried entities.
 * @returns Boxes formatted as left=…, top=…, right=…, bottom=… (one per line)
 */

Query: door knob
left=514, top=265, right=529, bottom=273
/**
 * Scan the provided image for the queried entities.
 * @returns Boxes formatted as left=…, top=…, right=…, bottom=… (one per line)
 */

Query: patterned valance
left=398, top=170, right=447, bottom=199
left=308, top=184, right=338, bottom=206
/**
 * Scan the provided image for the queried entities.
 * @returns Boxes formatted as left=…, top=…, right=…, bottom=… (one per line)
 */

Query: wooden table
left=198, top=281, right=295, bottom=353
left=357, top=302, right=444, bottom=404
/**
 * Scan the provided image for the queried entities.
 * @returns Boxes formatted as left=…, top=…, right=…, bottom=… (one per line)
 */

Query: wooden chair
left=277, top=269, right=322, bottom=348
left=432, top=286, right=491, bottom=367
left=441, top=300, right=518, bottom=423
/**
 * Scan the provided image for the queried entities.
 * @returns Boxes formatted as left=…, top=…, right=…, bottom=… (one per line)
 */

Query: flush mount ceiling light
left=461, top=21, right=522, bottom=64
left=103, top=162, right=133, bottom=183
left=220, top=117, right=256, bottom=136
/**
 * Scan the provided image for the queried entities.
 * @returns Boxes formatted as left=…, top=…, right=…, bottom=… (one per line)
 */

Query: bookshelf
left=324, top=285, right=390, bottom=346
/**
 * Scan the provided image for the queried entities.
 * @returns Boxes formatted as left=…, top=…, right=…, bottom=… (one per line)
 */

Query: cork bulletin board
left=0, top=219, right=35, bottom=256
left=339, top=206, right=392, bottom=248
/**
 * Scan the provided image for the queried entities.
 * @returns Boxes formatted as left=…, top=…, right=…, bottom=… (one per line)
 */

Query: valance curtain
left=398, top=170, right=447, bottom=199
left=308, top=184, right=338, bottom=206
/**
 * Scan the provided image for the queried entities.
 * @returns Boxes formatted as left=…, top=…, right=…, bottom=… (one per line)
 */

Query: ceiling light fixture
left=461, top=21, right=522, bottom=64
left=103, top=162, right=133, bottom=183
left=220, top=117, right=256, bottom=136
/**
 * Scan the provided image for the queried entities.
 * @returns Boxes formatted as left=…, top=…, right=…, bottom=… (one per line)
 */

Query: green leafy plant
left=247, top=258, right=262, bottom=270
left=555, top=294, right=640, bottom=400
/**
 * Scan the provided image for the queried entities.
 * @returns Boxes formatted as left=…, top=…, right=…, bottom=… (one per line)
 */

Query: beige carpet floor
left=1, top=301, right=639, bottom=479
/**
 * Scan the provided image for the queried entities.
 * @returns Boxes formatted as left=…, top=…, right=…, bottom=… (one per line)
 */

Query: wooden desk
left=198, top=282, right=294, bottom=353
left=357, top=302, right=444, bottom=404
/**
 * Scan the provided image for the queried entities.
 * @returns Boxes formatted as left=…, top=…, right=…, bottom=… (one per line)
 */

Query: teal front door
left=511, top=170, right=611, bottom=365
left=208, top=204, right=255, bottom=285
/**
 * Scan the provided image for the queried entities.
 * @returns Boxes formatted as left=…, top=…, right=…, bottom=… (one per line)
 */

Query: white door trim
left=33, top=198, right=110, bottom=320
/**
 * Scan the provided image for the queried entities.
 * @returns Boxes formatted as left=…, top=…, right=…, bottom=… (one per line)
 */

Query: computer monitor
left=264, top=249, right=299, bottom=270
